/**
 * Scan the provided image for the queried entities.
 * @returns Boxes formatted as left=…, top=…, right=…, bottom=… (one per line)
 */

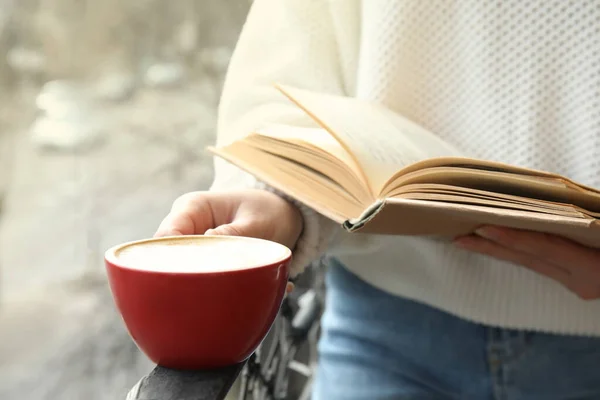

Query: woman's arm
left=210, top=0, right=348, bottom=276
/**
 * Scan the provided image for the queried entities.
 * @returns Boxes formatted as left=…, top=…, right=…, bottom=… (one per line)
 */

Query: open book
left=209, top=85, right=600, bottom=249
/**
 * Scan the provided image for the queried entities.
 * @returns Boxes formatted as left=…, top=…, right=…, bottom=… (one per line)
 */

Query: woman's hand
left=156, top=189, right=303, bottom=292
left=455, top=226, right=600, bottom=300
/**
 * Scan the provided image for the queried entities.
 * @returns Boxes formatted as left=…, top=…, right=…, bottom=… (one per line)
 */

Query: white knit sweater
left=211, top=0, right=600, bottom=336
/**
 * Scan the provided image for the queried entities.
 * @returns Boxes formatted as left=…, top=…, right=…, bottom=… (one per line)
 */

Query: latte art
left=112, top=236, right=291, bottom=273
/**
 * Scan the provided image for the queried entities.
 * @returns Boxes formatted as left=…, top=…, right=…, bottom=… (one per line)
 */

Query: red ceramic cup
left=104, top=235, right=291, bottom=370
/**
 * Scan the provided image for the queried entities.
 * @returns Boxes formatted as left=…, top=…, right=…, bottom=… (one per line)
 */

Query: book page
left=208, top=142, right=365, bottom=221
left=277, top=84, right=463, bottom=196
left=253, top=123, right=366, bottom=185
left=248, top=124, right=372, bottom=204
left=388, top=183, right=582, bottom=214
left=384, top=166, right=600, bottom=214
left=397, top=193, right=585, bottom=218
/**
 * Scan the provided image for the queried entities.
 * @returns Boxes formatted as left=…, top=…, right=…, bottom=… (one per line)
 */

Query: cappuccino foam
left=113, top=236, right=290, bottom=273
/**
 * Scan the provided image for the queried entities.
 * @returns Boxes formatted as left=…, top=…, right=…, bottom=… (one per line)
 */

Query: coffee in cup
left=114, top=235, right=291, bottom=273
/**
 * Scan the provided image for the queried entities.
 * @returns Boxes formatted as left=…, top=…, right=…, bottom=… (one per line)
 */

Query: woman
left=156, top=1, right=600, bottom=398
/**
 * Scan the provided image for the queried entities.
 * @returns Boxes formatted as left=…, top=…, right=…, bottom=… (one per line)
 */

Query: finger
left=155, top=193, right=218, bottom=237
left=155, top=212, right=195, bottom=237
left=455, top=235, right=573, bottom=286
left=567, top=283, right=600, bottom=301
left=204, top=215, right=264, bottom=239
left=474, top=226, right=599, bottom=273
left=286, top=282, right=295, bottom=293
left=205, top=223, right=245, bottom=237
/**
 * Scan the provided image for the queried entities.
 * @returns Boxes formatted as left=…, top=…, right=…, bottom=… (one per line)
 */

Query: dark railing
left=127, top=363, right=245, bottom=400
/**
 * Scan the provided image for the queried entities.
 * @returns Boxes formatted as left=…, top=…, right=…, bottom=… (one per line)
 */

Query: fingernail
left=475, top=227, right=497, bottom=240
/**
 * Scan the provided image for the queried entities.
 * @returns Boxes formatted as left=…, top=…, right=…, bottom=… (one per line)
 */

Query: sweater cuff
left=255, top=182, right=339, bottom=278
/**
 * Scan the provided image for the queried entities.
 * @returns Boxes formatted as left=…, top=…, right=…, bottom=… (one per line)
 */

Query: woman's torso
left=326, top=0, right=600, bottom=335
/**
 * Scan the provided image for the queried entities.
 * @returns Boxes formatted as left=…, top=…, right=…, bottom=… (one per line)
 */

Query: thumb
left=205, top=221, right=253, bottom=238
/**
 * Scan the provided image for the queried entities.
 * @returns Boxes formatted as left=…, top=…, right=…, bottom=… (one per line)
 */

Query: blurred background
left=0, top=0, right=251, bottom=398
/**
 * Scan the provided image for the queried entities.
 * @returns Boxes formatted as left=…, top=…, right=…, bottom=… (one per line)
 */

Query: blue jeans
left=313, top=260, right=600, bottom=400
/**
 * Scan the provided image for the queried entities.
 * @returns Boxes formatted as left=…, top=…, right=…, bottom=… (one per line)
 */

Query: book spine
left=343, top=200, right=386, bottom=232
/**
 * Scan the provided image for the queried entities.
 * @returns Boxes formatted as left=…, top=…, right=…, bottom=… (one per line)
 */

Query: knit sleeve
left=209, top=0, right=345, bottom=276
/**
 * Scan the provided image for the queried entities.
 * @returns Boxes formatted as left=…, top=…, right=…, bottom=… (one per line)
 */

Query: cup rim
left=104, top=235, right=292, bottom=275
